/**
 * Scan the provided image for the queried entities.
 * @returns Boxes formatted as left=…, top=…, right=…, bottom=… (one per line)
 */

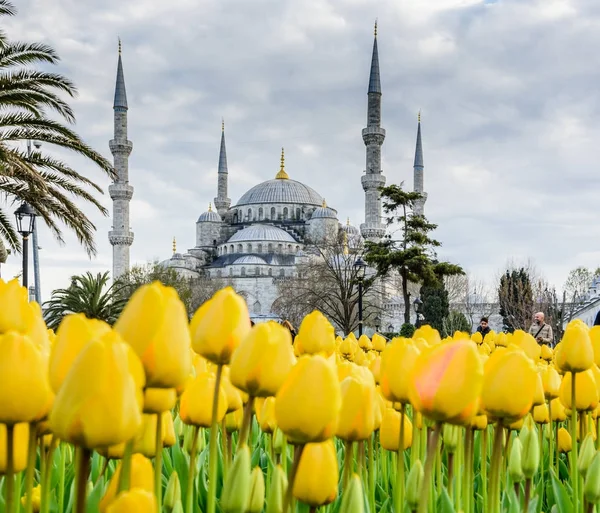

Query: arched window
left=268, top=243, right=273, bottom=253
left=230, top=245, right=234, bottom=253
left=233, top=212, right=238, bottom=223
left=296, top=245, right=300, bottom=252
left=241, top=267, right=246, bottom=276
left=255, top=266, right=260, bottom=276
left=283, top=207, right=288, bottom=219
left=217, top=270, right=222, bottom=278
left=278, top=244, right=283, bottom=253
left=213, top=239, right=217, bottom=246
left=247, top=208, right=252, bottom=221
left=287, top=244, right=292, bottom=252
left=223, top=246, right=227, bottom=255
left=258, top=207, right=263, bottom=220
left=268, top=268, right=272, bottom=276
left=247, top=244, right=252, bottom=253
left=253, top=301, right=261, bottom=314
left=229, top=267, right=233, bottom=276
left=271, top=207, right=276, bottom=220
left=257, top=244, right=262, bottom=253
left=296, top=208, right=301, bottom=220
left=279, top=269, right=285, bottom=277
left=238, top=210, right=243, bottom=222
left=237, top=244, right=243, bottom=253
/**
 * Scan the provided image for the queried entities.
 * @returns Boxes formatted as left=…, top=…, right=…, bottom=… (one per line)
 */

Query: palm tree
left=43, top=272, right=127, bottom=330
left=0, top=0, right=115, bottom=256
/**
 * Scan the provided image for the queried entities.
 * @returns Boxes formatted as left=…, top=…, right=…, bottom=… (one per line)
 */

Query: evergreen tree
left=443, top=311, right=472, bottom=335
left=498, top=268, right=534, bottom=332
left=420, top=281, right=450, bottom=335
left=365, top=184, right=463, bottom=324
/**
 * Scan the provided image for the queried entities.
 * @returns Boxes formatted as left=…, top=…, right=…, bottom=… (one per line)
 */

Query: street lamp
left=374, top=315, right=381, bottom=333
left=14, top=202, right=36, bottom=289
left=354, top=256, right=367, bottom=336
left=413, top=297, right=423, bottom=328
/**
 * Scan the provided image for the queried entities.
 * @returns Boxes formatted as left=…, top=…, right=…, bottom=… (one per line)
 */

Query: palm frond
left=0, top=42, right=59, bottom=69
left=0, top=204, right=19, bottom=252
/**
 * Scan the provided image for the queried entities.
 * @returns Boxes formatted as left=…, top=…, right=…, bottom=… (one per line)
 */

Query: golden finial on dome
left=346, top=217, right=350, bottom=226
left=208, top=202, right=212, bottom=212
left=118, top=37, right=122, bottom=55
left=172, top=237, right=176, bottom=255
left=374, top=19, right=378, bottom=38
left=343, top=231, right=349, bottom=256
left=275, top=147, right=289, bottom=179
left=418, top=109, right=421, bottom=123
left=322, top=199, right=327, bottom=208
left=221, top=118, right=224, bottom=132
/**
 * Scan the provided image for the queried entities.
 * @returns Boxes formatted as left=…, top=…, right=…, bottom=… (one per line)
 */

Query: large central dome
left=235, top=178, right=323, bottom=207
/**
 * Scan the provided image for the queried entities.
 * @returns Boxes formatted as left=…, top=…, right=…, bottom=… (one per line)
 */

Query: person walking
left=528, top=312, right=553, bottom=346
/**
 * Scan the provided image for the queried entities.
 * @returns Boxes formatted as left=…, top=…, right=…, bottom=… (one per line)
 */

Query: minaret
left=214, top=120, right=231, bottom=217
left=360, top=21, right=386, bottom=241
left=413, top=111, right=427, bottom=216
left=108, top=39, right=134, bottom=279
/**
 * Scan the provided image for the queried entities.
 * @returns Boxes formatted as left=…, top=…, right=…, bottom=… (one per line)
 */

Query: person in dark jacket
left=476, top=317, right=491, bottom=340
left=594, top=310, right=600, bottom=326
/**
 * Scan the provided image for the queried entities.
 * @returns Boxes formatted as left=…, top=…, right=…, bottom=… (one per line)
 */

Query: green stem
left=555, top=421, right=560, bottom=475
left=41, top=437, right=58, bottom=513
left=524, top=478, right=532, bottom=512
left=571, top=372, right=579, bottom=513
left=368, top=434, right=375, bottom=513
left=417, top=422, right=442, bottom=513
left=283, top=445, right=304, bottom=513
left=58, top=443, right=66, bottom=513
left=94, top=457, right=109, bottom=487
left=207, top=364, right=224, bottom=513
left=357, top=441, right=366, bottom=481
left=463, top=428, right=474, bottom=513
left=548, top=402, right=554, bottom=471
left=238, top=396, right=255, bottom=448
left=488, top=423, right=504, bottom=513
left=481, top=427, right=488, bottom=513
left=23, top=423, right=37, bottom=513
left=74, top=447, right=91, bottom=513
left=155, top=413, right=164, bottom=512
left=4, top=424, right=14, bottom=513
left=118, top=439, right=134, bottom=493
left=185, top=426, right=200, bottom=513
left=342, top=440, right=354, bottom=488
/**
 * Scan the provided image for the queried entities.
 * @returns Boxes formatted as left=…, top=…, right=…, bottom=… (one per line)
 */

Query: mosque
left=107, top=27, right=427, bottom=323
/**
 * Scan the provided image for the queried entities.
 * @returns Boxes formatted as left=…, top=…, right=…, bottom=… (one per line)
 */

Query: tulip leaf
left=550, top=469, right=573, bottom=513
left=438, top=487, right=455, bottom=513
left=505, top=487, right=520, bottom=513
left=86, top=478, right=105, bottom=513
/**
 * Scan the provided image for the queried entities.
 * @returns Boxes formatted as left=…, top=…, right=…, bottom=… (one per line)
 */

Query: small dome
left=228, top=225, right=296, bottom=243
left=342, top=219, right=360, bottom=234
left=232, top=255, right=267, bottom=265
left=311, top=206, right=337, bottom=220
left=197, top=204, right=221, bottom=223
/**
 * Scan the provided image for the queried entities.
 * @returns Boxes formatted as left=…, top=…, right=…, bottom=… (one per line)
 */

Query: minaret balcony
left=109, top=231, right=134, bottom=246
left=109, top=139, right=133, bottom=156
left=361, top=174, right=386, bottom=191
left=109, top=183, right=134, bottom=200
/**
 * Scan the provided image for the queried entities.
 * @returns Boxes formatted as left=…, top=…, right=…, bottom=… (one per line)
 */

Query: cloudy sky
left=2, top=0, right=600, bottom=301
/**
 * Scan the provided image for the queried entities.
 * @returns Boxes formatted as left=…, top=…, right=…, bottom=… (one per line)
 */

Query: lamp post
left=374, top=315, right=381, bottom=333
left=14, top=202, right=36, bottom=289
left=413, top=297, right=423, bottom=328
left=354, top=256, right=367, bottom=336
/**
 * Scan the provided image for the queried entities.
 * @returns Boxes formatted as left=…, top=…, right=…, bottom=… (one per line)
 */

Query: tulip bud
left=247, top=467, right=265, bottom=513
left=508, top=437, right=524, bottom=483
left=520, top=424, right=539, bottom=479
left=558, top=427, right=572, bottom=453
left=164, top=472, right=182, bottom=509
left=220, top=445, right=251, bottom=513
left=183, top=425, right=202, bottom=455
left=339, top=473, right=365, bottom=513
left=579, top=433, right=596, bottom=479
left=172, top=501, right=184, bottom=513
left=272, top=427, right=285, bottom=455
left=406, top=460, right=424, bottom=511
left=585, top=452, right=600, bottom=504
left=266, top=465, right=288, bottom=513
left=442, top=424, right=460, bottom=454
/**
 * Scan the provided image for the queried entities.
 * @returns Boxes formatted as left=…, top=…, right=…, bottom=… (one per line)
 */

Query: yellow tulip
left=507, top=417, right=524, bottom=430
left=49, top=330, right=144, bottom=449
left=372, top=333, right=387, bottom=352
left=556, top=320, right=594, bottom=373
left=380, top=408, right=412, bottom=451
left=221, top=367, right=246, bottom=413
left=0, top=423, right=29, bottom=473
left=0, top=279, right=36, bottom=335
left=48, top=314, right=111, bottom=393
left=590, top=326, right=600, bottom=367
left=379, top=338, right=420, bottom=404
left=105, top=489, right=156, bottom=513
left=369, top=355, right=382, bottom=384
left=559, top=370, right=599, bottom=412
left=550, top=398, right=567, bottom=421
left=115, top=281, right=192, bottom=389
left=471, top=332, right=483, bottom=344
left=532, top=372, right=545, bottom=406
left=354, top=348, right=368, bottom=366
left=292, top=439, right=338, bottom=507
left=230, top=321, right=295, bottom=397
left=143, top=387, right=176, bottom=414
left=541, top=344, right=553, bottom=361
left=558, top=427, right=572, bottom=453
left=480, top=347, right=537, bottom=422
left=338, top=337, right=358, bottom=360
left=470, top=414, right=488, bottom=431
left=294, top=311, right=336, bottom=357
left=275, top=355, right=341, bottom=444
left=190, top=287, right=251, bottom=365
left=225, top=408, right=244, bottom=433
left=99, top=454, right=154, bottom=512
left=533, top=403, right=550, bottom=424
left=540, top=364, right=561, bottom=400
left=413, top=325, right=441, bottom=346
left=358, top=334, right=372, bottom=351
left=512, top=330, right=541, bottom=361
left=257, top=397, right=277, bottom=434
left=179, top=371, right=227, bottom=427
left=409, top=340, right=483, bottom=425
left=336, top=375, right=377, bottom=442
left=20, top=484, right=41, bottom=512
left=0, top=332, right=54, bottom=425
left=248, top=466, right=266, bottom=513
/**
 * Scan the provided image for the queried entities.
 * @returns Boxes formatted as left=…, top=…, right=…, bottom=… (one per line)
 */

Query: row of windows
left=233, top=206, right=304, bottom=223
left=218, top=243, right=301, bottom=255
left=215, top=267, right=288, bottom=278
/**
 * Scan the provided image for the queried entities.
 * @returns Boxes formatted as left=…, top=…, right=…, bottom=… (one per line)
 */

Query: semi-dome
left=235, top=178, right=323, bottom=207
left=228, top=225, right=296, bottom=243
left=342, top=218, right=360, bottom=234
left=232, top=255, right=267, bottom=265
left=197, top=204, right=221, bottom=223
left=310, top=200, right=337, bottom=220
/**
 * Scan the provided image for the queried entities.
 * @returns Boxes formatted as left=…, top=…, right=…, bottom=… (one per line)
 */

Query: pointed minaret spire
left=108, top=40, right=134, bottom=280
left=172, top=237, right=177, bottom=255
left=214, top=120, right=231, bottom=217
left=413, top=111, right=427, bottom=216
left=275, top=147, right=289, bottom=179
left=360, top=23, right=386, bottom=241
